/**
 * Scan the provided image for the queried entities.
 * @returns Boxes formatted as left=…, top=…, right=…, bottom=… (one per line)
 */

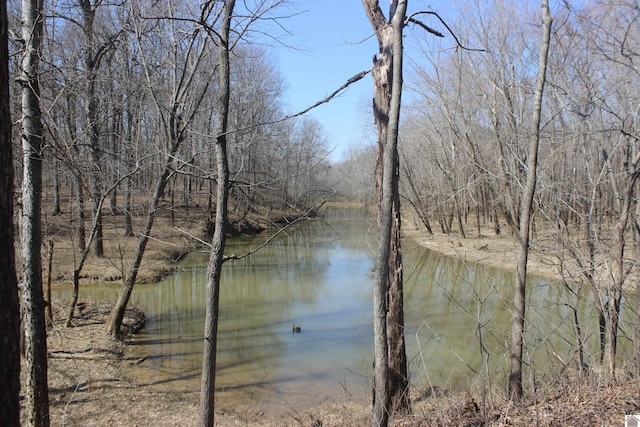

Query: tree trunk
left=508, top=0, right=551, bottom=402
left=0, top=1, right=21, bottom=423
left=367, top=3, right=392, bottom=423
left=75, top=175, right=86, bottom=253
left=385, top=4, right=410, bottom=416
left=362, top=1, right=410, bottom=424
left=199, top=2, right=235, bottom=425
left=124, top=102, right=134, bottom=237
left=19, top=0, right=50, bottom=424
left=634, top=201, right=640, bottom=376
left=604, top=178, right=637, bottom=379
left=52, top=156, right=61, bottom=215
left=124, top=170, right=133, bottom=236
left=45, top=240, right=53, bottom=326
left=65, top=93, right=86, bottom=252
left=81, top=0, right=104, bottom=257
left=105, top=163, right=173, bottom=336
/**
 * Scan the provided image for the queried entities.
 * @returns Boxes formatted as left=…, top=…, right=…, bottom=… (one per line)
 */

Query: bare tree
left=199, top=2, right=234, bottom=424
left=19, top=0, right=50, bottom=425
left=508, top=0, right=552, bottom=401
left=105, top=0, right=216, bottom=336
left=547, top=0, right=640, bottom=381
left=79, top=0, right=113, bottom=258
left=361, top=1, right=410, bottom=424
left=0, top=1, right=20, bottom=424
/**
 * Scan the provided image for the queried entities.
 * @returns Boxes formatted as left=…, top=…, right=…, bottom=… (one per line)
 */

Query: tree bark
left=508, top=0, right=551, bottom=402
left=634, top=200, right=640, bottom=376
left=199, top=2, right=235, bottom=425
left=0, top=1, right=21, bottom=423
left=19, top=0, right=50, bottom=424
left=385, top=2, right=410, bottom=416
left=362, top=1, right=410, bottom=425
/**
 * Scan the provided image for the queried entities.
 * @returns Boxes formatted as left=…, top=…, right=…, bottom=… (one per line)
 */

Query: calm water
left=53, top=208, right=632, bottom=412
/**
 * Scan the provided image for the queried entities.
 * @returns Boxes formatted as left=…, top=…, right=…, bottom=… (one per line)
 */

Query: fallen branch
left=48, top=352, right=109, bottom=361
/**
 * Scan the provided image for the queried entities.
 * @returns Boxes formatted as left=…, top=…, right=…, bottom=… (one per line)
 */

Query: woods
left=396, top=0, right=640, bottom=396
left=4, top=0, right=640, bottom=425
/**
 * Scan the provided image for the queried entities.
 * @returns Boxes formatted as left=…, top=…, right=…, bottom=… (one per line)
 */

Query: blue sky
left=268, top=1, right=454, bottom=162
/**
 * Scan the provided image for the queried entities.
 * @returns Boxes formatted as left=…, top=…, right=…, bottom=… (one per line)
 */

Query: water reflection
left=52, top=208, right=632, bottom=412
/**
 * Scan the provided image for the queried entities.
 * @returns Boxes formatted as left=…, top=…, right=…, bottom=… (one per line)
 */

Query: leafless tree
left=508, top=0, right=552, bottom=402
left=105, top=0, right=218, bottom=336
left=199, top=2, right=234, bottom=424
left=19, top=0, right=50, bottom=425
left=361, top=1, right=410, bottom=424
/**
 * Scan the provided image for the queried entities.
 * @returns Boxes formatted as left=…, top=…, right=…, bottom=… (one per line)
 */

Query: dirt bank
left=402, top=216, right=563, bottom=283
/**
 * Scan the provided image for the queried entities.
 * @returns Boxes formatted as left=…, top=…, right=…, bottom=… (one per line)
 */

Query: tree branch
left=280, top=69, right=372, bottom=121
left=406, top=11, right=485, bottom=52
left=211, top=68, right=372, bottom=140
left=406, top=17, right=444, bottom=38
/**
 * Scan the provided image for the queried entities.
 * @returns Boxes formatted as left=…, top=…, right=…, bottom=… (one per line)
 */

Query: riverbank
left=44, top=204, right=307, bottom=285
left=402, top=216, right=564, bottom=283
left=39, top=207, right=640, bottom=425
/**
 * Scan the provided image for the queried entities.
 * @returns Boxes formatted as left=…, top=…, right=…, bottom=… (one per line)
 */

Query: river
left=53, top=208, right=631, bottom=413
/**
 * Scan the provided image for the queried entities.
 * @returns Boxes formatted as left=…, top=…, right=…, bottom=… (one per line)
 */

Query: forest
left=2, top=0, right=640, bottom=426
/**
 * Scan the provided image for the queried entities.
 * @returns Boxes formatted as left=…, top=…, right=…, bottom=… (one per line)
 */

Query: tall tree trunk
left=45, top=240, right=53, bottom=326
left=199, top=2, right=235, bottom=425
left=362, top=1, right=410, bottom=425
left=19, top=0, right=50, bottom=424
left=0, top=1, right=21, bottom=423
left=508, top=0, right=551, bottom=402
left=368, top=4, right=392, bottom=425
left=81, top=0, right=104, bottom=257
left=199, top=2, right=234, bottom=425
left=634, top=202, right=640, bottom=376
left=385, top=4, right=410, bottom=416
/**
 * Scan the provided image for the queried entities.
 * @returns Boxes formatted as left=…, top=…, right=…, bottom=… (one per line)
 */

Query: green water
left=53, top=208, right=634, bottom=412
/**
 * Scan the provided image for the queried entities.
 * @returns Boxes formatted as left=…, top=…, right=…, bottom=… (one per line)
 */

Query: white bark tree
left=19, top=0, right=50, bottom=425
